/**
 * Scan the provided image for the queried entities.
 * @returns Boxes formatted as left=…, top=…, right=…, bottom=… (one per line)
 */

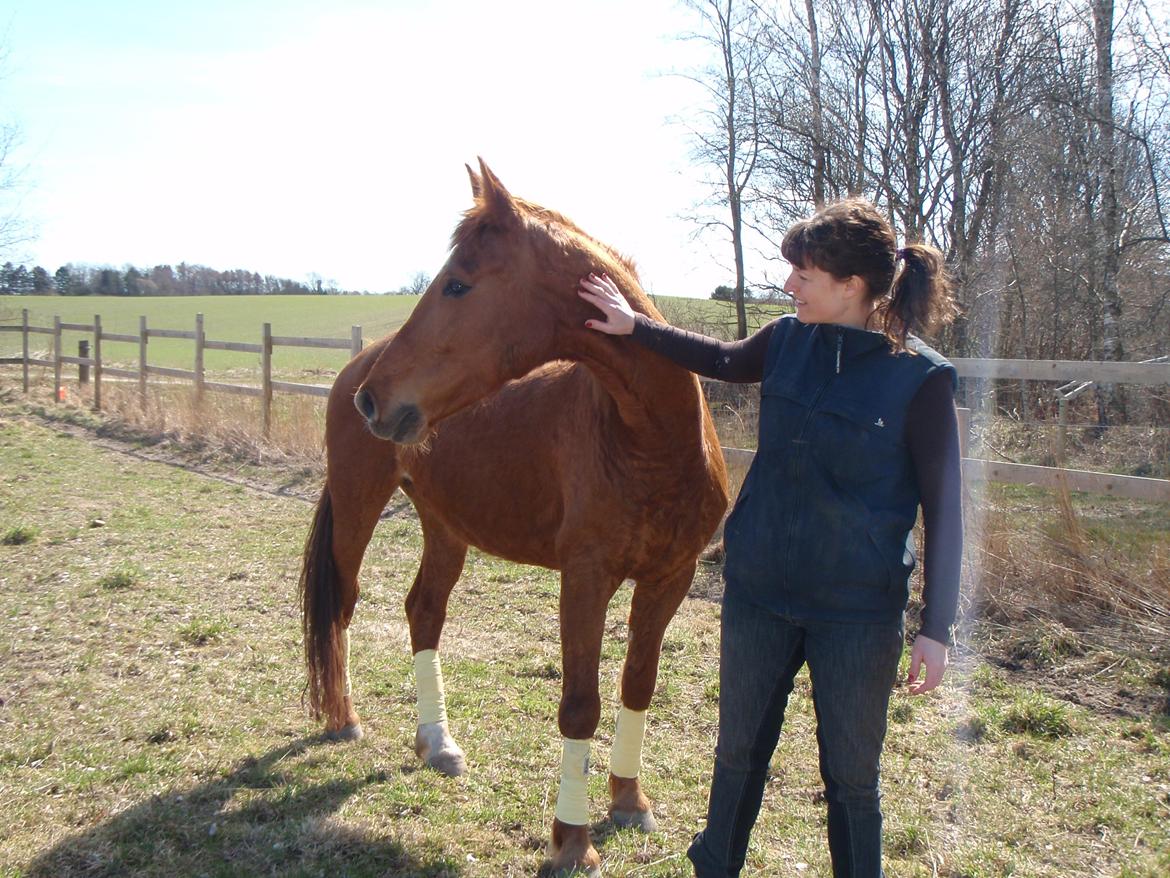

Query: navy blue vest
left=723, top=316, right=956, bottom=622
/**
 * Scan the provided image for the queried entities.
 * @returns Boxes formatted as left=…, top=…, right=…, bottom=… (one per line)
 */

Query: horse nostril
left=354, top=388, right=377, bottom=421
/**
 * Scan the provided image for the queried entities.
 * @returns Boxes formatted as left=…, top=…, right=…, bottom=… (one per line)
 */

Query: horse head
left=354, top=158, right=646, bottom=444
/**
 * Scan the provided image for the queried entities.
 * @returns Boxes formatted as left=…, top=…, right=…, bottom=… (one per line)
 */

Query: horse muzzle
left=354, top=389, right=426, bottom=444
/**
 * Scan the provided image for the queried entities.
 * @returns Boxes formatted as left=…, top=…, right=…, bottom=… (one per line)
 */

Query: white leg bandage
left=554, top=737, right=592, bottom=826
left=413, top=649, right=448, bottom=726
left=609, top=706, right=647, bottom=779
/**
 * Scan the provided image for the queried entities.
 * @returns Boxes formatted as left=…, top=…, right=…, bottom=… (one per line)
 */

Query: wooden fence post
left=21, top=308, right=29, bottom=394
left=139, top=315, right=148, bottom=405
left=957, top=407, right=971, bottom=459
left=195, top=313, right=205, bottom=407
left=93, top=314, right=103, bottom=412
left=53, top=316, right=62, bottom=403
left=350, top=325, right=362, bottom=359
left=262, top=322, right=272, bottom=438
left=78, top=340, right=90, bottom=384
left=1057, top=396, right=1068, bottom=469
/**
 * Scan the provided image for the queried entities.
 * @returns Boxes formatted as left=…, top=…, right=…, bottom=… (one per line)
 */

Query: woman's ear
left=842, top=275, right=866, bottom=302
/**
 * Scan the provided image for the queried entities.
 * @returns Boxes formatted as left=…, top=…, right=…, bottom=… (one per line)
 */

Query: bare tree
left=679, top=0, right=768, bottom=339
left=748, top=0, right=1042, bottom=354
left=1092, top=0, right=1126, bottom=421
left=407, top=271, right=432, bottom=295
left=680, top=0, right=1170, bottom=399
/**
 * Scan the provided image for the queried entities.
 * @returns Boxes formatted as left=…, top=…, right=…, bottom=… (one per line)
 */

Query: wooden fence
left=0, top=309, right=362, bottom=436
left=2, top=309, right=1168, bottom=502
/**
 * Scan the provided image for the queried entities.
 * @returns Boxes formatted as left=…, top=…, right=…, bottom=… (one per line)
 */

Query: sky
left=0, top=0, right=766, bottom=297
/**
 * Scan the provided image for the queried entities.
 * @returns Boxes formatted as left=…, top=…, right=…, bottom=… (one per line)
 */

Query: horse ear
left=466, top=164, right=482, bottom=199
left=476, top=157, right=521, bottom=228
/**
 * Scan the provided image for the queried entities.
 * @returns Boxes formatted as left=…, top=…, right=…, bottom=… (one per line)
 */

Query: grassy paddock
left=0, top=295, right=421, bottom=377
left=1, top=393, right=1168, bottom=877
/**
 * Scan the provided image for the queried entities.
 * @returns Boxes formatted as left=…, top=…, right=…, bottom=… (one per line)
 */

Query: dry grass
left=2, top=368, right=1169, bottom=876
left=962, top=480, right=1169, bottom=638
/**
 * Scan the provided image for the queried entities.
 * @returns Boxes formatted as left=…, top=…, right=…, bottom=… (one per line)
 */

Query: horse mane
left=451, top=195, right=657, bottom=315
left=453, top=194, right=634, bottom=265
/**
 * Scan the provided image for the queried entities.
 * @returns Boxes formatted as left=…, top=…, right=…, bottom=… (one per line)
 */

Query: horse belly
left=401, top=425, right=564, bottom=570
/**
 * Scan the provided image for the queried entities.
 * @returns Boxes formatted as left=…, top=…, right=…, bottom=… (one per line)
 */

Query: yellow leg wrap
left=554, top=737, right=592, bottom=826
left=609, top=706, right=647, bottom=779
left=413, top=649, right=448, bottom=726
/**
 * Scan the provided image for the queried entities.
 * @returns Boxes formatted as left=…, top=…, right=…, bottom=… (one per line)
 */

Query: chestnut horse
left=299, top=160, right=728, bottom=876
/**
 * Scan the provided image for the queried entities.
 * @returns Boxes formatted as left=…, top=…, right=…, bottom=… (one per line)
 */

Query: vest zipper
left=782, top=332, right=841, bottom=594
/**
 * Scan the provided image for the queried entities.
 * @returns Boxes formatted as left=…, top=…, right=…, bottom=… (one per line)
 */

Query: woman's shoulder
left=904, top=336, right=957, bottom=387
left=768, top=313, right=805, bottom=341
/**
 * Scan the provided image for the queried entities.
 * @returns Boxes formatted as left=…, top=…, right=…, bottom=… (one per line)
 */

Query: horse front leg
left=544, top=567, right=623, bottom=878
left=607, top=564, right=696, bottom=832
left=404, top=507, right=469, bottom=777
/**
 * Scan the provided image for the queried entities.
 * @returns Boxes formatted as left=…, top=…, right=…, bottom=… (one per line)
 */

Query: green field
left=0, top=295, right=422, bottom=378
left=0, top=295, right=785, bottom=381
left=1, top=401, right=1167, bottom=877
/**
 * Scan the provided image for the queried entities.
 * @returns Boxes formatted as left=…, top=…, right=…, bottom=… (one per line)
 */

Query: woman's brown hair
left=780, top=198, right=958, bottom=349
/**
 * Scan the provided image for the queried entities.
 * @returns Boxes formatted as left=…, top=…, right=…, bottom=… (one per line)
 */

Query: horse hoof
left=415, top=721, right=467, bottom=777
left=427, top=747, right=467, bottom=777
left=325, top=722, right=364, bottom=742
left=544, top=819, right=601, bottom=878
left=538, top=862, right=602, bottom=878
left=610, top=808, right=658, bottom=832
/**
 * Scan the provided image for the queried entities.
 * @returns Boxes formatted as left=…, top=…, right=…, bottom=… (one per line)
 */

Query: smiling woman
left=578, top=196, right=963, bottom=878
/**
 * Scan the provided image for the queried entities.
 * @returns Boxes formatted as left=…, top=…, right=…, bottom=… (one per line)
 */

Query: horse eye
left=442, top=279, right=470, bottom=298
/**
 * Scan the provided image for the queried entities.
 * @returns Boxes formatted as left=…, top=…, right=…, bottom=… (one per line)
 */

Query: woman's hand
left=578, top=273, right=636, bottom=336
left=906, top=634, right=948, bottom=695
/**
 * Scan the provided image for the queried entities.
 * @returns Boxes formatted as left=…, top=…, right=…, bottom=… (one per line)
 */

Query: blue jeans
left=687, top=595, right=905, bottom=878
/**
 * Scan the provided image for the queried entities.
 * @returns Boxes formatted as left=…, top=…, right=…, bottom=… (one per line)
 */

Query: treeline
left=0, top=262, right=350, bottom=296
left=689, top=0, right=1170, bottom=420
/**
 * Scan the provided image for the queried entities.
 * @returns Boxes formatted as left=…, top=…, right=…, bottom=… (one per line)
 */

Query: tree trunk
left=804, top=0, right=827, bottom=206
left=1093, top=0, right=1125, bottom=425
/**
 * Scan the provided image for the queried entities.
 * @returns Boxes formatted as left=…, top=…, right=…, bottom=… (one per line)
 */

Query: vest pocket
left=722, top=464, right=781, bottom=588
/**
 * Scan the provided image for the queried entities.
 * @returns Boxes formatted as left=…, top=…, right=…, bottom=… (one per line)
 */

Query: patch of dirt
left=1035, top=667, right=1169, bottom=719
left=0, top=395, right=420, bottom=518
left=979, top=638, right=1170, bottom=722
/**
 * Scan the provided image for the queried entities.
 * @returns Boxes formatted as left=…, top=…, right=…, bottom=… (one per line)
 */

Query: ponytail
left=874, top=243, right=957, bottom=350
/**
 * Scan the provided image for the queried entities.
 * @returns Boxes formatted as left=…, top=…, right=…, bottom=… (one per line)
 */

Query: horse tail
left=299, top=484, right=345, bottom=722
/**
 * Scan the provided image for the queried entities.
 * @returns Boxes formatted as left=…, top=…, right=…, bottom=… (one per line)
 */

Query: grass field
left=1, top=396, right=1168, bottom=877
left=0, top=294, right=782, bottom=382
left=0, top=295, right=422, bottom=379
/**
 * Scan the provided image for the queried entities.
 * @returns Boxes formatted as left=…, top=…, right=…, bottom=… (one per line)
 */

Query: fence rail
left=949, top=357, right=1170, bottom=385
left=3, top=309, right=1167, bottom=501
left=2, top=309, right=363, bottom=436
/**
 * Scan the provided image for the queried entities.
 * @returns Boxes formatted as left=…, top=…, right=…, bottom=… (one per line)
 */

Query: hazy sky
left=1, top=0, right=772, bottom=297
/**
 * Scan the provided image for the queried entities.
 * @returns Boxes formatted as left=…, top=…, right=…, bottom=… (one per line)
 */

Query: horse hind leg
left=300, top=456, right=401, bottom=742
left=404, top=506, right=469, bottom=777
left=607, top=564, right=697, bottom=833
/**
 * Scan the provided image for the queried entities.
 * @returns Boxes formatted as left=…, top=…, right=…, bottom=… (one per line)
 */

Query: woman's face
left=783, top=264, right=869, bottom=328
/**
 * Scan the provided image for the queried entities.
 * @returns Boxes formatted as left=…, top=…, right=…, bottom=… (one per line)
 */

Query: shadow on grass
left=24, top=736, right=464, bottom=878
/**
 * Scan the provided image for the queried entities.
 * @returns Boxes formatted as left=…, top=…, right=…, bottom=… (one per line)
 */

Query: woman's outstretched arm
left=578, top=273, right=776, bottom=383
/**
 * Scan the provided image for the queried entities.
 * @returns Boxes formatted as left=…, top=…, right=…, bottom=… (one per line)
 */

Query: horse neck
left=554, top=290, right=709, bottom=449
